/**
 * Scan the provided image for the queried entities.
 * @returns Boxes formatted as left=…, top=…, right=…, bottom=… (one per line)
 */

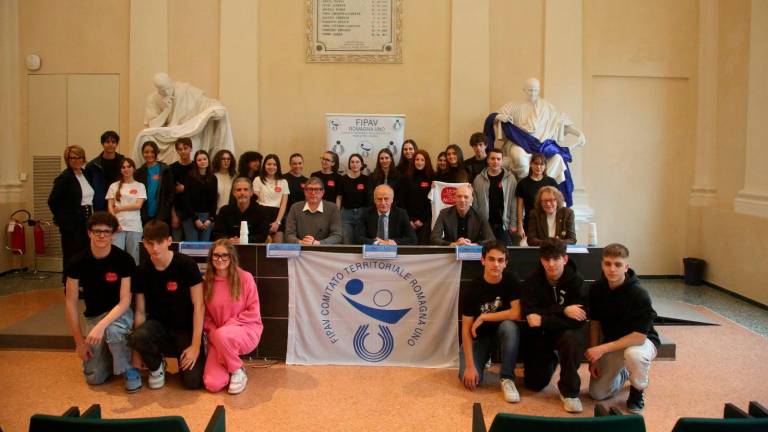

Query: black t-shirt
left=487, top=172, right=504, bottom=225
left=132, top=252, right=202, bottom=331
left=461, top=272, right=522, bottom=338
left=401, top=170, right=432, bottom=222
left=515, top=176, right=558, bottom=224
left=171, top=161, right=194, bottom=216
left=464, top=157, right=487, bottom=183
left=66, top=246, right=136, bottom=318
left=340, top=174, right=370, bottom=209
left=285, top=173, right=308, bottom=212
left=101, top=155, right=123, bottom=186
left=310, top=171, right=342, bottom=203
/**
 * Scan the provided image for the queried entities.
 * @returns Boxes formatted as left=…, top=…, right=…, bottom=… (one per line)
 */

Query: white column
left=543, top=0, right=592, bottom=223
left=449, top=0, right=490, bottom=145
left=0, top=0, right=23, bottom=202
left=129, top=0, right=169, bottom=145
left=220, top=0, right=260, bottom=153
left=734, top=0, right=768, bottom=217
left=690, top=0, right=718, bottom=206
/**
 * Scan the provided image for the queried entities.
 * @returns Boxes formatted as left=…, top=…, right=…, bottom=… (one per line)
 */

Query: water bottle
left=588, top=222, right=598, bottom=246
left=239, top=221, right=249, bottom=245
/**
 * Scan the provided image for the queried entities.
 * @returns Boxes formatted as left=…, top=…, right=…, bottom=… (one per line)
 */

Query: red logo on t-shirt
left=275, top=186, right=282, bottom=193
left=498, top=181, right=503, bottom=189
left=440, top=187, right=457, bottom=205
left=129, top=189, right=138, bottom=195
left=151, top=174, right=160, bottom=180
left=420, top=181, right=429, bottom=188
left=327, top=180, right=335, bottom=187
left=167, top=281, right=178, bottom=292
left=356, top=183, right=365, bottom=191
left=105, top=272, right=118, bottom=282
left=300, top=183, right=305, bottom=189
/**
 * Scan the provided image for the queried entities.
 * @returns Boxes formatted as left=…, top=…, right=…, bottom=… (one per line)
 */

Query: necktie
left=377, top=213, right=389, bottom=240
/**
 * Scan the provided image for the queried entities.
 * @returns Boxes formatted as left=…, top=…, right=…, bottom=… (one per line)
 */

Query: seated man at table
left=212, top=177, right=269, bottom=243
left=355, top=184, right=416, bottom=245
left=285, top=176, right=342, bottom=245
left=431, top=185, right=495, bottom=246
left=459, top=240, right=522, bottom=403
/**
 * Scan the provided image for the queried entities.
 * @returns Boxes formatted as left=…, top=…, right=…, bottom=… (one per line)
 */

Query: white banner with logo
left=287, top=251, right=460, bottom=367
left=429, top=181, right=470, bottom=228
left=326, top=113, right=406, bottom=175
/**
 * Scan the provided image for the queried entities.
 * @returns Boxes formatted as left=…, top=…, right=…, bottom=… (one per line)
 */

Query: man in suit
left=355, top=184, right=416, bottom=245
left=431, top=185, right=495, bottom=246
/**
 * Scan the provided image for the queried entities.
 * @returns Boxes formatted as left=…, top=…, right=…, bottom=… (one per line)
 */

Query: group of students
left=64, top=212, right=262, bottom=394
left=461, top=238, right=658, bottom=414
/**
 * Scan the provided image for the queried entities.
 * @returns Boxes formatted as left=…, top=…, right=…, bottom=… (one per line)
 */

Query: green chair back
left=28, top=414, right=192, bottom=432
left=488, top=412, right=646, bottom=432
left=671, top=417, right=768, bottom=432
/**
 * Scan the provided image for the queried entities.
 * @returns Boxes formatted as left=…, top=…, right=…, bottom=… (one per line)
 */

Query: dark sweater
left=522, top=259, right=588, bottom=331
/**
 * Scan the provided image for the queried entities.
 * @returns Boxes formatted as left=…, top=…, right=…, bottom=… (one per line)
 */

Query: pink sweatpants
left=203, top=325, right=256, bottom=392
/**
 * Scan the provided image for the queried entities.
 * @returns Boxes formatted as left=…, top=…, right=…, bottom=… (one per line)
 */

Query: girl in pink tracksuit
left=202, top=239, right=263, bottom=394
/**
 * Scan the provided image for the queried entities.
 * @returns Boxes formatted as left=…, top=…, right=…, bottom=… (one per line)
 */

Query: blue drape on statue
left=483, top=113, right=574, bottom=207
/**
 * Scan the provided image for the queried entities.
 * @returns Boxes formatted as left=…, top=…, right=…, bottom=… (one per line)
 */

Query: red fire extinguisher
left=8, top=220, right=25, bottom=254
left=33, top=221, right=46, bottom=255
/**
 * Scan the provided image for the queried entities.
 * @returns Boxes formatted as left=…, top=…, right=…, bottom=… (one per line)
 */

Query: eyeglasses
left=68, top=156, right=85, bottom=161
left=90, top=229, right=113, bottom=237
left=305, top=188, right=323, bottom=193
left=321, top=158, right=333, bottom=163
left=212, top=253, right=231, bottom=261
left=541, top=199, right=557, bottom=204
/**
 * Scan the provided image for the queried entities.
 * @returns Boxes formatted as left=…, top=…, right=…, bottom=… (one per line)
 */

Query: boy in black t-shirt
left=459, top=240, right=523, bottom=403
left=170, top=138, right=194, bottom=241
left=521, top=238, right=589, bottom=413
left=586, top=244, right=659, bottom=413
left=127, top=220, right=205, bottom=390
left=64, top=212, right=139, bottom=392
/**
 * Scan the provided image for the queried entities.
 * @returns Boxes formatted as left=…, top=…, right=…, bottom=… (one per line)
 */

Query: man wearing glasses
left=64, top=212, right=140, bottom=392
left=127, top=220, right=205, bottom=390
left=284, top=176, right=342, bottom=245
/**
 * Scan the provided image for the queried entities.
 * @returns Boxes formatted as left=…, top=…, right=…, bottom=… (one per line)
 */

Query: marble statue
left=132, top=73, right=235, bottom=164
left=492, top=78, right=585, bottom=183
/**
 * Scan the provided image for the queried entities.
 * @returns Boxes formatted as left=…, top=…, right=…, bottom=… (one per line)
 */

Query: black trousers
left=127, top=319, right=205, bottom=389
left=523, top=326, right=587, bottom=398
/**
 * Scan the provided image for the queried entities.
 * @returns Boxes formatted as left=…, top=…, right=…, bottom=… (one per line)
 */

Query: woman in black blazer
left=47, top=145, right=94, bottom=276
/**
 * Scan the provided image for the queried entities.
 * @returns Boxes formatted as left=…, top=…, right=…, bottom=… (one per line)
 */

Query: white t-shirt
left=106, top=180, right=147, bottom=232
left=214, top=172, right=233, bottom=211
left=76, top=173, right=94, bottom=206
left=253, top=177, right=289, bottom=208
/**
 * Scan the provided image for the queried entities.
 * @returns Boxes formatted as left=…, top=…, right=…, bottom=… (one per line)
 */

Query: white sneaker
left=561, top=395, right=583, bottom=413
left=228, top=367, right=248, bottom=395
left=148, top=361, right=165, bottom=389
left=500, top=378, right=520, bottom=403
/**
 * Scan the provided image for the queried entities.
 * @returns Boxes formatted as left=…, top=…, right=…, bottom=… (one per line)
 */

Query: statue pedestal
left=571, top=188, right=595, bottom=245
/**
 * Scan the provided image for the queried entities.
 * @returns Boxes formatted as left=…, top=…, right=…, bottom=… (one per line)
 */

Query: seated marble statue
left=484, top=78, right=585, bottom=206
left=132, top=73, right=235, bottom=164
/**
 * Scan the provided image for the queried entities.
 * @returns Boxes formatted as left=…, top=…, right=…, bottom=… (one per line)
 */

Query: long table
left=177, top=244, right=604, bottom=359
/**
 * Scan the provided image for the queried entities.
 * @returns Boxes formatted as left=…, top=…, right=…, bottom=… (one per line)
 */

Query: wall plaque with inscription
left=306, top=0, right=403, bottom=63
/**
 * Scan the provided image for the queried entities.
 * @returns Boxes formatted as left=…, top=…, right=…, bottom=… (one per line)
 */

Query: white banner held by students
left=287, top=251, right=460, bottom=367
left=326, top=113, right=406, bottom=175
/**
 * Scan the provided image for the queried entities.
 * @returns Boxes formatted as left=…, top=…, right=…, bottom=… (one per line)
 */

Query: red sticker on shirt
left=105, top=272, right=118, bottom=282
left=498, top=181, right=503, bottom=189
left=420, top=181, right=429, bottom=188
left=167, top=281, right=178, bottom=292
left=356, top=183, right=365, bottom=191
left=300, top=183, right=305, bottom=189
left=327, top=180, right=335, bottom=187
left=275, top=186, right=282, bottom=193
left=129, top=189, right=138, bottom=195
left=151, top=174, right=160, bottom=180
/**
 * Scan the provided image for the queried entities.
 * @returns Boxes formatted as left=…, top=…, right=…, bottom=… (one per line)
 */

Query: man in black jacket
left=355, top=184, right=416, bottom=245
left=522, top=237, right=588, bottom=413
left=586, top=243, right=659, bottom=413
left=85, top=131, right=124, bottom=211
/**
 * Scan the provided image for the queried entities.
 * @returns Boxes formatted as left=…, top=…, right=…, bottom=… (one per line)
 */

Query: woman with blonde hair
left=526, top=186, right=576, bottom=246
left=202, top=239, right=263, bottom=394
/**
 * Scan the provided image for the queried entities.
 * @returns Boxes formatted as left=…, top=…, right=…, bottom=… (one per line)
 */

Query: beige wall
left=7, top=0, right=768, bottom=303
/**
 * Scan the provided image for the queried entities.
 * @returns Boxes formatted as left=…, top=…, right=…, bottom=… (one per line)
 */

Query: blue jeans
left=112, top=230, right=142, bottom=265
left=182, top=213, right=213, bottom=242
left=82, top=308, right=134, bottom=385
left=459, top=320, right=520, bottom=382
left=341, top=207, right=364, bottom=244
